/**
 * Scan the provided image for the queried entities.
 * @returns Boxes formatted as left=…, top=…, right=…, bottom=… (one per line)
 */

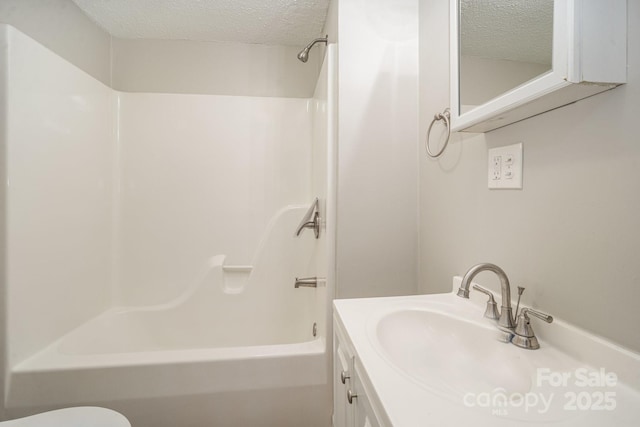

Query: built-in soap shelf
left=222, top=264, right=253, bottom=294
left=222, top=265, right=253, bottom=273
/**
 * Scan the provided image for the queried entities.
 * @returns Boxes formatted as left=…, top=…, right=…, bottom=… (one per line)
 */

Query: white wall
left=112, top=38, right=322, bottom=98
left=419, top=0, right=640, bottom=353
left=0, top=1, right=323, bottom=98
left=335, top=0, right=419, bottom=298
left=4, top=25, right=114, bottom=367
left=116, top=93, right=313, bottom=305
left=0, top=25, right=8, bottom=423
left=0, top=0, right=111, bottom=85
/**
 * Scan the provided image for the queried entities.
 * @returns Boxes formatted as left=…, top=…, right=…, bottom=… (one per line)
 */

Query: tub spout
left=294, top=277, right=321, bottom=288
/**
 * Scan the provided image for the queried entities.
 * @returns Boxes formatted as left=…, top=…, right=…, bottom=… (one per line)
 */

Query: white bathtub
left=8, top=335, right=328, bottom=426
left=6, top=206, right=331, bottom=426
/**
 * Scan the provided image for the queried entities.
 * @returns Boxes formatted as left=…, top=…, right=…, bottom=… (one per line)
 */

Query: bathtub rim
left=7, top=335, right=328, bottom=410
left=13, top=330, right=326, bottom=373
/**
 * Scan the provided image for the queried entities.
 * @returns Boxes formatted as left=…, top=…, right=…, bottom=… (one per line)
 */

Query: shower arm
left=304, top=36, right=328, bottom=51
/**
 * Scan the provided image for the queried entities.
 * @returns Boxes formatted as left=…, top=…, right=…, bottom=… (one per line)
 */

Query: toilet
left=0, top=407, right=131, bottom=427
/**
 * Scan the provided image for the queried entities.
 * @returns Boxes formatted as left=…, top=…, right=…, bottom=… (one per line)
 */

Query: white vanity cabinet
left=333, top=313, right=386, bottom=427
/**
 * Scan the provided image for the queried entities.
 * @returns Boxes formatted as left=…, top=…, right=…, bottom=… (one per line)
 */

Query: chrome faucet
left=457, top=263, right=516, bottom=330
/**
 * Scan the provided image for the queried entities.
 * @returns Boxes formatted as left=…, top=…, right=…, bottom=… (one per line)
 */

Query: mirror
left=459, top=0, right=554, bottom=114
left=449, top=0, right=626, bottom=133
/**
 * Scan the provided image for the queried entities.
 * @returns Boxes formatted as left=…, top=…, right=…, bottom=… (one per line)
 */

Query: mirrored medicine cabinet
left=450, top=0, right=627, bottom=133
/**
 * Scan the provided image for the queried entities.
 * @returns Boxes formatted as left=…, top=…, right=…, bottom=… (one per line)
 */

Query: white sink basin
left=365, top=303, right=599, bottom=423
left=373, top=309, right=532, bottom=400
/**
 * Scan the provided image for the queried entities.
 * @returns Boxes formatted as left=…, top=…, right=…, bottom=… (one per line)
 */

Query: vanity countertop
left=333, top=277, right=640, bottom=426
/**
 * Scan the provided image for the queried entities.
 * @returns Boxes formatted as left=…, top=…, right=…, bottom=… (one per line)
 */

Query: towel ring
left=425, top=108, right=451, bottom=158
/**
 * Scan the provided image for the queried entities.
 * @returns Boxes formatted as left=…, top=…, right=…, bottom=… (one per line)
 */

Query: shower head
left=296, top=36, right=328, bottom=63
left=297, top=49, right=310, bottom=63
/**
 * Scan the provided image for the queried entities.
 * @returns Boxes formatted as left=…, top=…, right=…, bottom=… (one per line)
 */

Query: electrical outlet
left=488, top=143, right=523, bottom=189
left=492, top=156, right=502, bottom=180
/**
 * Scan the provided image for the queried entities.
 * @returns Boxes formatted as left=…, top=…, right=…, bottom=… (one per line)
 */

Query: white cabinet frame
left=450, top=0, right=627, bottom=133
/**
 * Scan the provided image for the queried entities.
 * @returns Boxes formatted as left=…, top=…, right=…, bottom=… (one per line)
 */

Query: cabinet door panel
left=333, top=333, right=354, bottom=427
left=353, top=363, right=382, bottom=427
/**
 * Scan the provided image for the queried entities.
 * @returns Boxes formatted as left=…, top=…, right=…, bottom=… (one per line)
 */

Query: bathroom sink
left=336, top=281, right=640, bottom=426
left=371, top=309, right=532, bottom=401
left=367, top=305, right=601, bottom=423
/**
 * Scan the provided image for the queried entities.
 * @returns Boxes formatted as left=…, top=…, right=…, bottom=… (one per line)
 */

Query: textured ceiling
left=72, top=0, right=330, bottom=46
left=461, top=0, right=554, bottom=65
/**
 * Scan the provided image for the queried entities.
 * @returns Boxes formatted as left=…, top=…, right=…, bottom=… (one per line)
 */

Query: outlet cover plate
left=488, top=142, right=523, bottom=189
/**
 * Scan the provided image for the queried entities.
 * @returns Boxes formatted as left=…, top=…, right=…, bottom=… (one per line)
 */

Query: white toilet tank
left=0, top=407, right=131, bottom=427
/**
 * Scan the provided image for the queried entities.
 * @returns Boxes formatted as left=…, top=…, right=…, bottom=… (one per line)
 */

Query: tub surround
left=3, top=23, right=314, bottom=364
left=4, top=23, right=114, bottom=368
left=1, top=24, right=335, bottom=426
left=115, top=93, right=312, bottom=306
left=333, top=277, right=640, bottom=426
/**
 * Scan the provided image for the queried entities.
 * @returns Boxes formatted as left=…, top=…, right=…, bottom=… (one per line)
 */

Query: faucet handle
left=512, top=308, right=553, bottom=350
left=472, top=284, right=500, bottom=321
left=523, top=308, right=553, bottom=324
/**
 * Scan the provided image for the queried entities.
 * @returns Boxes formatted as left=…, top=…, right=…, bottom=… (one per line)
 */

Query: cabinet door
left=354, top=392, right=381, bottom=427
left=353, top=363, right=383, bottom=427
left=333, top=333, right=354, bottom=427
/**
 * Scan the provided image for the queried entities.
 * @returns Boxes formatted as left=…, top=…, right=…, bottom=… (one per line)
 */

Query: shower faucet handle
left=295, top=198, right=320, bottom=239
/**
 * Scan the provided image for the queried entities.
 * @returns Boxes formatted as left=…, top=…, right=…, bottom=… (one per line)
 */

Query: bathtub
left=6, top=206, right=331, bottom=426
